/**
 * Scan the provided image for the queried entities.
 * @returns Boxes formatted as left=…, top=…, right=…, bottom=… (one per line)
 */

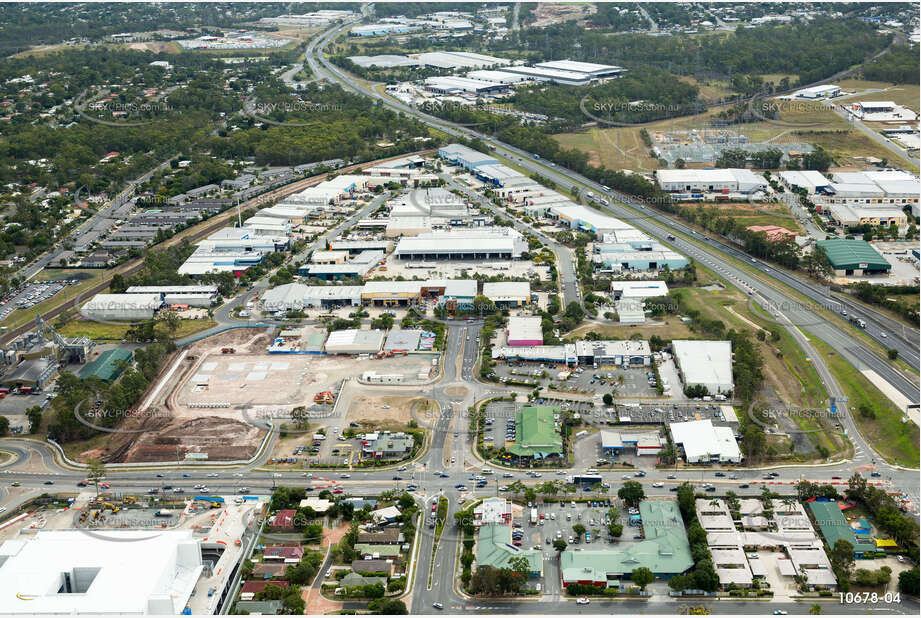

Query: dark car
left=76, top=481, right=87, bottom=487
left=44, top=480, right=54, bottom=485
left=739, top=484, right=750, bottom=488
left=393, top=476, right=402, bottom=480
left=705, top=486, right=716, bottom=492
left=715, top=472, right=726, bottom=477
left=633, top=535, right=643, bottom=539
left=669, top=486, right=679, bottom=492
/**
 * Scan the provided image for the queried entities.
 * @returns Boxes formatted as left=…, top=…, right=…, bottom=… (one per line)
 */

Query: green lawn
left=56, top=318, right=217, bottom=341
left=811, top=338, right=919, bottom=469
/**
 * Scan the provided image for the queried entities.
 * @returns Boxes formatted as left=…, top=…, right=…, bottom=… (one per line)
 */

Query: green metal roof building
left=79, top=349, right=133, bottom=382
left=561, top=500, right=693, bottom=587
left=807, top=501, right=877, bottom=557
left=340, top=572, right=388, bottom=589
left=235, top=600, right=283, bottom=614
left=508, top=405, right=562, bottom=459
left=476, top=523, right=543, bottom=576
left=816, top=239, right=890, bottom=275
left=354, top=544, right=402, bottom=558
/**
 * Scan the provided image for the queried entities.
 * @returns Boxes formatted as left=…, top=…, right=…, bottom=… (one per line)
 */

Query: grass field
left=683, top=201, right=804, bottom=234
left=835, top=79, right=920, bottom=114
left=554, top=76, right=918, bottom=171
left=554, top=127, right=659, bottom=172
left=810, top=338, right=919, bottom=469
left=56, top=318, right=217, bottom=341
left=677, top=75, right=734, bottom=101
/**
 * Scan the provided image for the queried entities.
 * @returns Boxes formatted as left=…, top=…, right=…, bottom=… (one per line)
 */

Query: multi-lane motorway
left=0, top=17, right=918, bottom=616
left=1, top=315, right=918, bottom=614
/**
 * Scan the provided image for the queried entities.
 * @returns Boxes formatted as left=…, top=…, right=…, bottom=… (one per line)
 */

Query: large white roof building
left=394, top=228, right=527, bottom=260
left=506, top=316, right=543, bottom=346
left=325, top=329, right=385, bottom=354
left=81, top=293, right=163, bottom=322
left=672, top=339, right=733, bottom=394
left=0, top=530, right=203, bottom=615
left=670, top=419, right=741, bottom=463
left=777, top=170, right=833, bottom=194
left=533, top=60, right=624, bottom=78
left=482, top=281, right=530, bottom=306
left=655, top=169, right=768, bottom=194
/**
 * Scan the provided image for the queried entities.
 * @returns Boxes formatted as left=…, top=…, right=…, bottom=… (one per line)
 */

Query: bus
left=567, top=474, right=603, bottom=486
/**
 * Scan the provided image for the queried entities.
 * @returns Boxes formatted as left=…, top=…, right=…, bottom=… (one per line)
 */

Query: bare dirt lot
left=345, top=394, right=426, bottom=430
left=100, top=329, right=440, bottom=463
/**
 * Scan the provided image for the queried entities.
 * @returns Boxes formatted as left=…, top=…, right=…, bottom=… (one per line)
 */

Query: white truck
left=530, top=507, right=538, bottom=525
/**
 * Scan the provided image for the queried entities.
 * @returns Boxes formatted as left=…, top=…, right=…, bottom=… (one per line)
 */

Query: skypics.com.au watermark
left=746, top=401, right=841, bottom=435
left=245, top=98, right=343, bottom=127
left=580, top=95, right=684, bottom=127
left=73, top=398, right=170, bottom=435
left=746, top=295, right=839, bottom=329
left=76, top=91, right=173, bottom=127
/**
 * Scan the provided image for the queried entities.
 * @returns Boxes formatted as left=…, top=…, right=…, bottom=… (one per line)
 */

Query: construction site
left=96, top=327, right=438, bottom=463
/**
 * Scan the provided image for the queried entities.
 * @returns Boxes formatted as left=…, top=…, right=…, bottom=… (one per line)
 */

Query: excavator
left=313, top=391, right=334, bottom=404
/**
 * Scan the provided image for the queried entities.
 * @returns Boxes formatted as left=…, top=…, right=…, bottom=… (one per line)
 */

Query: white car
left=652, top=482, right=664, bottom=488
left=576, top=598, right=590, bottom=605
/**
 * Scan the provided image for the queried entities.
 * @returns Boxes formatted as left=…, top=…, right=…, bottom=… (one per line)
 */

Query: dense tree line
left=0, top=3, right=332, bottom=55
left=862, top=44, right=920, bottom=84
left=588, top=4, right=646, bottom=31
left=848, top=282, right=919, bottom=325
left=670, top=483, right=720, bottom=592
left=371, top=2, right=481, bottom=18
left=511, top=67, right=700, bottom=130
left=46, top=341, right=172, bottom=445
left=489, top=18, right=890, bottom=87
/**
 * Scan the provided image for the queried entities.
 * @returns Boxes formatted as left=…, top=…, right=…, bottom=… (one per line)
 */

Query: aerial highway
left=306, top=20, right=920, bottom=406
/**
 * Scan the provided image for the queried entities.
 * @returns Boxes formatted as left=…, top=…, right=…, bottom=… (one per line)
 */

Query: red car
left=333, top=488, right=344, bottom=494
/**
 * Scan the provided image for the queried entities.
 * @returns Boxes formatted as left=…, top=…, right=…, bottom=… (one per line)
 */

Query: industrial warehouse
left=655, top=169, right=769, bottom=194
left=3, top=6, right=919, bottom=617
left=672, top=340, right=734, bottom=394
left=260, top=278, right=488, bottom=311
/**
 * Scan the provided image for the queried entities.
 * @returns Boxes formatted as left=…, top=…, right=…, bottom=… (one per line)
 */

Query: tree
left=25, top=405, right=42, bottom=433
left=472, top=294, right=497, bottom=315
left=898, top=567, right=919, bottom=596
left=372, top=600, right=407, bottom=615
left=87, top=458, right=106, bottom=498
left=632, top=567, right=654, bottom=591
left=608, top=522, right=623, bottom=537
left=617, top=480, right=645, bottom=507
left=285, top=552, right=323, bottom=585
left=508, top=555, right=531, bottom=578
left=809, top=603, right=822, bottom=615
left=887, top=348, right=899, bottom=360
left=0, top=415, right=8, bottom=436
left=564, top=301, right=584, bottom=322
left=603, top=393, right=613, bottom=405
left=830, top=539, right=855, bottom=581
left=572, top=523, right=586, bottom=537
left=553, top=538, right=568, bottom=551
left=676, top=483, right=696, bottom=522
